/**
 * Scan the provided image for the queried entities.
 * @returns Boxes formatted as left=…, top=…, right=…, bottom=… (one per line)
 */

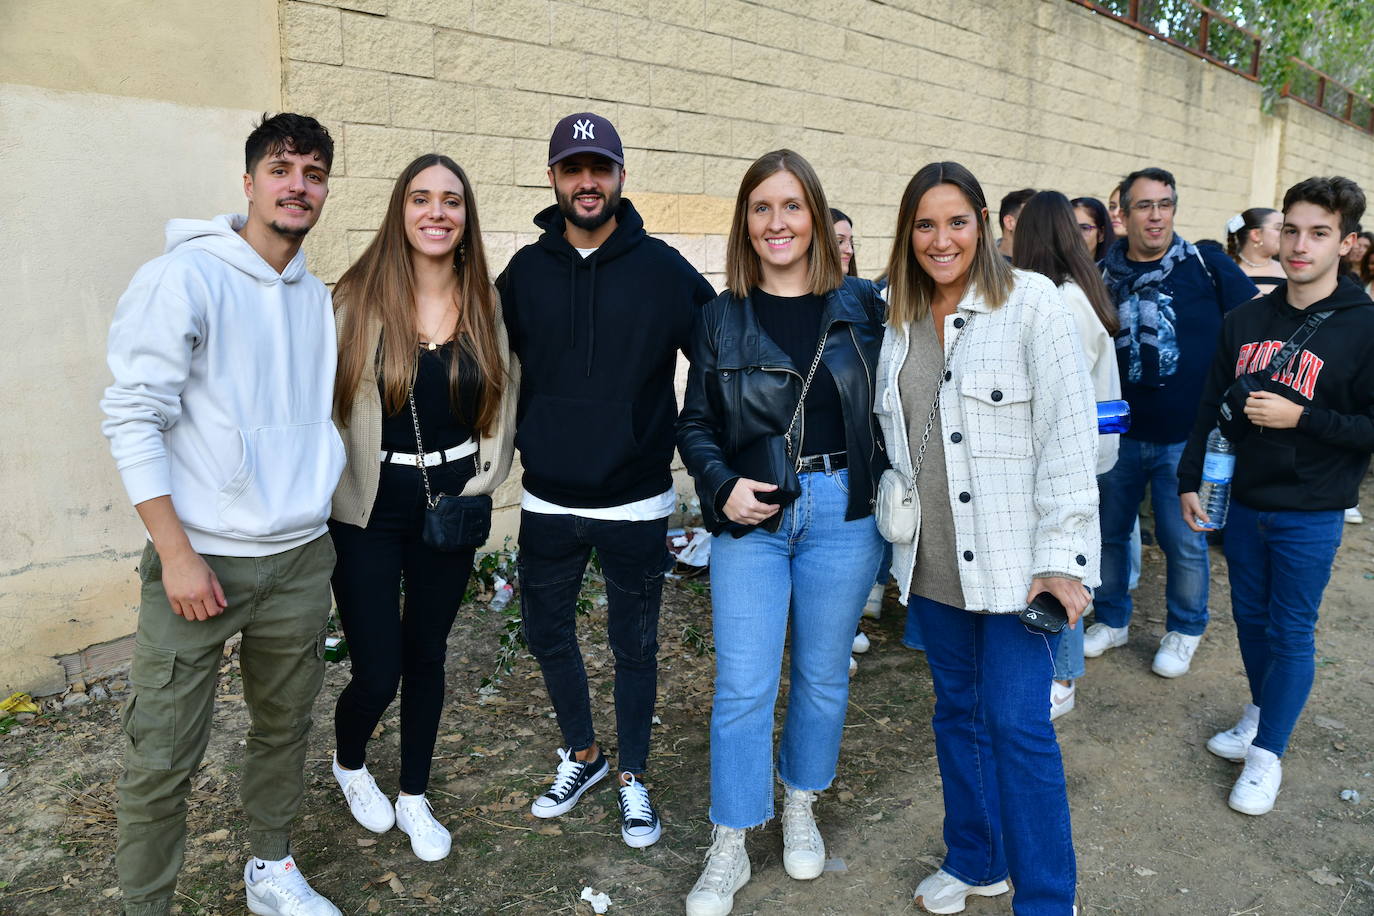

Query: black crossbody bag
left=1218, top=308, right=1333, bottom=441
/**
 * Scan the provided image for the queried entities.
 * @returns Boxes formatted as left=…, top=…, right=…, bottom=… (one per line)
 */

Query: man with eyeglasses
left=1087, top=167, right=1257, bottom=682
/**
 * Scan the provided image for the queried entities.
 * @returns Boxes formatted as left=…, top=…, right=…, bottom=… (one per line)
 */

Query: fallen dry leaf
left=1307, top=867, right=1343, bottom=886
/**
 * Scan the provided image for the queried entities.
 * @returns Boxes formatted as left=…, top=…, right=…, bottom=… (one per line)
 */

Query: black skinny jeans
left=330, top=457, right=477, bottom=795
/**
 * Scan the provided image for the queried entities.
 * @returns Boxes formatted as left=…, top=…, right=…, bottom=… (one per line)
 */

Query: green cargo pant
left=115, top=534, right=335, bottom=916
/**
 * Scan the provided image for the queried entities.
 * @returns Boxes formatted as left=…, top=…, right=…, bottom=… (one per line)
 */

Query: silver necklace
left=1239, top=252, right=1270, bottom=269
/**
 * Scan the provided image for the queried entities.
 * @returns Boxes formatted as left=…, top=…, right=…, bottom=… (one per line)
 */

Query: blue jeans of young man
left=1222, top=502, right=1343, bottom=757
left=517, top=510, right=669, bottom=775
left=708, top=468, right=883, bottom=828
left=1095, top=438, right=1210, bottom=635
left=916, top=595, right=1077, bottom=915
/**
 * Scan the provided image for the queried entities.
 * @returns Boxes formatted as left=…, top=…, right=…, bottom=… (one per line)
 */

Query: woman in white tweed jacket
left=875, top=162, right=1098, bottom=916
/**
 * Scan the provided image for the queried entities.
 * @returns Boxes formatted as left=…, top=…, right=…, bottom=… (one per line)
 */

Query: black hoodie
left=497, top=198, right=717, bottom=508
left=1178, top=276, right=1374, bottom=511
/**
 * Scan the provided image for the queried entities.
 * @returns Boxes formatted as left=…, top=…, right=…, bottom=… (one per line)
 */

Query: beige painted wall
left=0, top=0, right=281, bottom=693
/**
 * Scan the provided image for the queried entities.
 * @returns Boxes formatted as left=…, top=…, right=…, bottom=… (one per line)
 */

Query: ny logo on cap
left=572, top=118, right=595, bottom=140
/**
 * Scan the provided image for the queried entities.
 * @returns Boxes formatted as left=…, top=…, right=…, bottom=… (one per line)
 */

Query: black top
left=497, top=198, right=717, bottom=508
left=751, top=288, right=845, bottom=456
left=1251, top=275, right=1284, bottom=289
left=1178, top=276, right=1374, bottom=511
left=380, top=341, right=481, bottom=454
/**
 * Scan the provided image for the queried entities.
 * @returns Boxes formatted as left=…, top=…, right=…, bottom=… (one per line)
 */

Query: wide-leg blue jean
left=916, top=595, right=1077, bottom=915
left=708, top=467, right=883, bottom=828
left=1222, top=501, right=1343, bottom=757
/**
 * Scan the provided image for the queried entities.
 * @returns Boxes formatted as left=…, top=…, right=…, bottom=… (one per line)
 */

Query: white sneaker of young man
left=244, top=855, right=342, bottom=916
left=617, top=773, right=662, bottom=848
left=1151, top=631, right=1202, bottom=678
left=1206, top=703, right=1260, bottom=762
left=781, top=788, right=825, bottom=880
left=685, top=825, right=750, bottom=916
left=1229, top=745, right=1282, bottom=815
left=1049, top=680, right=1076, bottom=721
left=395, top=794, right=451, bottom=861
left=913, top=868, right=1010, bottom=914
left=531, top=746, right=609, bottom=818
left=1081, top=622, right=1128, bottom=658
left=332, top=753, right=395, bottom=833
left=862, top=582, right=884, bottom=619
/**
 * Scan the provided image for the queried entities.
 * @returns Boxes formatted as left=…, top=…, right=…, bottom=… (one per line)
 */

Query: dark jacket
left=1178, top=276, right=1374, bottom=511
left=497, top=198, right=716, bottom=508
left=677, top=276, right=886, bottom=534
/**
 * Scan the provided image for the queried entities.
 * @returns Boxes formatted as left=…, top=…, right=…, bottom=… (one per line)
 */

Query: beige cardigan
left=330, top=294, right=519, bottom=527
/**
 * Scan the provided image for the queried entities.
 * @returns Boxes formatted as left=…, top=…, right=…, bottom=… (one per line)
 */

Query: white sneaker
left=244, top=855, right=342, bottom=916
left=1152, top=631, right=1202, bottom=678
left=617, top=773, right=662, bottom=848
left=395, top=794, right=451, bottom=861
left=1049, top=681, right=1076, bottom=721
left=685, top=825, right=750, bottom=916
left=913, top=868, right=1010, bottom=914
left=862, top=582, right=884, bottom=619
left=1228, top=745, right=1282, bottom=815
left=781, top=788, right=824, bottom=880
left=1082, top=623, right=1128, bottom=658
left=1346, top=506, right=1363, bottom=524
left=848, top=656, right=858, bottom=678
left=332, top=753, right=394, bottom=834
left=1206, top=703, right=1260, bottom=762
left=852, top=630, right=870, bottom=654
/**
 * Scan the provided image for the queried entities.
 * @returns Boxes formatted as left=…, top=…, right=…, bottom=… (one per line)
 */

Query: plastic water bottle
left=490, top=576, right=514, bottom=611
left=1197, top=427, right=1234, bottom=530
left=1097, top=400, right=1131, bottom=435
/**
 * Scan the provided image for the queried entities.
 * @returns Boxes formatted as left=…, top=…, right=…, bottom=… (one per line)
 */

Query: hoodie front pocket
left=217, top=421, right=346, bottom=539
left=516, top=395, right=638, bottom=491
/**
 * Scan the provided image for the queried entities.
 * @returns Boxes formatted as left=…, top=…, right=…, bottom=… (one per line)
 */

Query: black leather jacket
left=677, top=276, right=886, bottom=534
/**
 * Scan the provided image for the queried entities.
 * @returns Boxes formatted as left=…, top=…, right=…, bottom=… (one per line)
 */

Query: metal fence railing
left=1281, top=58, right=1374, bottom=135
left=1067, top=0, right=1261, bottom=80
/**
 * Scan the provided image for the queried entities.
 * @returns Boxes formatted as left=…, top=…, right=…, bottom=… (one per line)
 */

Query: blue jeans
left=917, top=596, right=1077, bottom=915
left=517, top=510, right=669, bottom=775
left=1052, top=616, right=1084, bottom=681
left=708, top=467, right=883, bottom=828
left=1095, top=438, right=1210, bottom=635
left=1222, top=502, right=1343, bottom=757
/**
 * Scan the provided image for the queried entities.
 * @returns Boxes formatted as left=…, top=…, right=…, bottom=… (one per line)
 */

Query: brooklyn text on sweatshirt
left=497, top=198, right=716, bottom=508
left=101, top=214, right=344, bottom=557
left=1178, top=276, right=1374, bottom=512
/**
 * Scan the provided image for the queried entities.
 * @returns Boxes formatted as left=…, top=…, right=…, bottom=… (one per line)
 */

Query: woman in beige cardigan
left=328, top=154, right=516, bottom=862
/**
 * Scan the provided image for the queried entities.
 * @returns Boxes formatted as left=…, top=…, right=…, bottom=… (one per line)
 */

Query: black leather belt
left=796, top=451, right=847, bottom=474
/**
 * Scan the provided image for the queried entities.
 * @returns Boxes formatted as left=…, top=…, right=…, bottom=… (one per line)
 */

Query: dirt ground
left=3, top=482, right=1374, bottom=916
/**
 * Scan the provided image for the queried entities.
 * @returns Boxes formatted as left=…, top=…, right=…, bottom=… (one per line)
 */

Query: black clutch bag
left=730, top=436, right=800, bottom=534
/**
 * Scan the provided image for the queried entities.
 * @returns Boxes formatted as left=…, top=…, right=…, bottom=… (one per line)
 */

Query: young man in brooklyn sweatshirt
left=1179, top=176, right=1374, bottom=817
left=101, top=113, right=345, bottom=916
left=497, top=112, right=716, bottom=849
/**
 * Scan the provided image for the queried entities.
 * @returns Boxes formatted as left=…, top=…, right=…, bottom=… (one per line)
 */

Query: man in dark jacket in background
left=1179, top=176, right=1374, bottom=817
left=497, top=112, right=716, bottom=850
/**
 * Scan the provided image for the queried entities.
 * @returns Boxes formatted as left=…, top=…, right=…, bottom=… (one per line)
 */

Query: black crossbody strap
left=1258, top=308, right=1335, bottom=381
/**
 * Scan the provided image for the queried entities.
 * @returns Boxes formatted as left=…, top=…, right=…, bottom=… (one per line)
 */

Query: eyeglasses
left=1078, top=222, right=1099, bottom=234
left=1131, top=199, right=1176, bottom=214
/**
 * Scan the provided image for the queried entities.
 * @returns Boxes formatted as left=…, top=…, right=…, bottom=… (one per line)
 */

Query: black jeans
left=517, top=510, right=668, bottom=775
left=329, top=458, right=477, bottom=795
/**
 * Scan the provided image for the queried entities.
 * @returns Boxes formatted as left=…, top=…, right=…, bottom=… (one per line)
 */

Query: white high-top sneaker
left=1206, top=703, right=1260, bottom=762
left=1228, top=745, right=1282, bottom=815
left=685, top=826, right=750, bottom=916
left=781, top=788, right=825, bottom=880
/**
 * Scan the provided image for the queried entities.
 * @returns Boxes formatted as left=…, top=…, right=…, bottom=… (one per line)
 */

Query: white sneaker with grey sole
left=1082, top=622, right=1128, bottom=658
left=1152, top=631, right=1201, bottom=678
left=685, top=825, right=750, bottom=916
left=913, top=868, right=1010, bottom=914
left=244, top=855, right=341, bottom=916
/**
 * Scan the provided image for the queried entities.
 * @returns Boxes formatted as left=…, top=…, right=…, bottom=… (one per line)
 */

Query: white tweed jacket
left=875, top=270, right=1102, bottom=613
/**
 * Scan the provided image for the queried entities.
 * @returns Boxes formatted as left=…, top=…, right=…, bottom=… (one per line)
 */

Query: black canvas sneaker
left=530, top=746, right=609, bottom=818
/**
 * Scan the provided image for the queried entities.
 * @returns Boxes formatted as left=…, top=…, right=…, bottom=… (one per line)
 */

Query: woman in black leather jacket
left=677, top=149, right=885, bottom=916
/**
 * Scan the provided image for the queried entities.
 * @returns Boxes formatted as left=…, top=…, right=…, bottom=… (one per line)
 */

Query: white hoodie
left=102, top=214, right=344, bottom=557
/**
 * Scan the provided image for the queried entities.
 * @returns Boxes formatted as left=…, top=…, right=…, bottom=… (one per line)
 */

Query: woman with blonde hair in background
left=328, top=153, right=516, bottom=861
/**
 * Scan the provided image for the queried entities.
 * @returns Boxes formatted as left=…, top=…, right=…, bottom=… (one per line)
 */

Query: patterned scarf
left=1102, top=234, right=1198, bottom=388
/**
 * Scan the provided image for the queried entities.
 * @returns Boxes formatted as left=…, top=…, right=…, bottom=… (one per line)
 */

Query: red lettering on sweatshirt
left=1233, top=338, right=1325, bottom=401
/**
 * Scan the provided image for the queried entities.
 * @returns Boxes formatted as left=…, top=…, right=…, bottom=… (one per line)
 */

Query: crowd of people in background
left=98, top=109, right=1374, bottom=916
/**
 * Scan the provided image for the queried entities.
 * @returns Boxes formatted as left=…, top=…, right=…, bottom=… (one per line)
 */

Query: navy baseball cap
left=547, top=112, right=624, bottom=166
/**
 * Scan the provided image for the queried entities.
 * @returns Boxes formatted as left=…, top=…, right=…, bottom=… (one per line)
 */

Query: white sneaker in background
left=1206, top=703, right=1260, bottom=762
left=852, top=630, right=870, bottom=654
left=1345, top=506, right=1363, bottom=524
left=848, top=655, right=858, bottom=678
left=862, top=582, right=884, bottom=619
left=332, top=753, right=395, bottom=834
left=913, top=868, right=1010, bottom=914
left=1082, top=622, right=1129, bottom=658
left=1228, top=745, right=1282, bottom=815
left=1049, top=681, right=1076, bottom=721
left=1152, top=631, right=1202, bottom=678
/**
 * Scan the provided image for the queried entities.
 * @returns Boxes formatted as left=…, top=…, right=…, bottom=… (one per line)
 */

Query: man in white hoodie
left=101, top=113, right=345, bottom=916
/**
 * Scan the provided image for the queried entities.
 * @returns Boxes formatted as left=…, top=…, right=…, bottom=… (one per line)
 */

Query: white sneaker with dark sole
left=913, top=868, right=1010, bottom=914
left=531, top=747, right=608, bottom=818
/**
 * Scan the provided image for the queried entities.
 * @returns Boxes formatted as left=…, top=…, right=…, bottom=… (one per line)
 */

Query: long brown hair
left=884, top=161, right=1013, bottom=327
left=333, top=154, right=505, bottom=433
left=725, top=149, right=844, bottom=298
left=1013, top=191, right=1120, bottom=335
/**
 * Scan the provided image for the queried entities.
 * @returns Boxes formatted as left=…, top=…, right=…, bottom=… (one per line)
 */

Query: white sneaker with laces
left=1049, top=680, right=1076, bottom=721
left=1229, top=745, right=1282, bottom=815
left=1345, top=506, right=1363, bottom=524
left=395, top=794, right=451, bottom=861
left=852, top=630, right=870, bottom=654
left=244, top=855, right=342, bottom=916
left=1152, top=631, right=1202, bottom=678
left=848, top=655, right=858, bottom=678
left=617, top=773, right=662, bottom=848
left=332, top=753, right=394, bottom=834
left=862, top=582, right=884, bottom=619
left=685, top=825, right=750, bottom=916
left=1206, top=703, right=1260, bottom=762
left=1082, top=622, right=1128, bottom=658
left=781, top=787, right=825, bottom=880
left=913, top=868, right=1010, bottom=914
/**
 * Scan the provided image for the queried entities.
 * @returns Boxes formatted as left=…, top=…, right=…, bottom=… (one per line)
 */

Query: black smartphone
left=1020, top=591, right=1069, bottom=634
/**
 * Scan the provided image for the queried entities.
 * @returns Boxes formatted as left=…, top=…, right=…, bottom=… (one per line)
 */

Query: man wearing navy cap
left=497, top=112, right=716, bottom=848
